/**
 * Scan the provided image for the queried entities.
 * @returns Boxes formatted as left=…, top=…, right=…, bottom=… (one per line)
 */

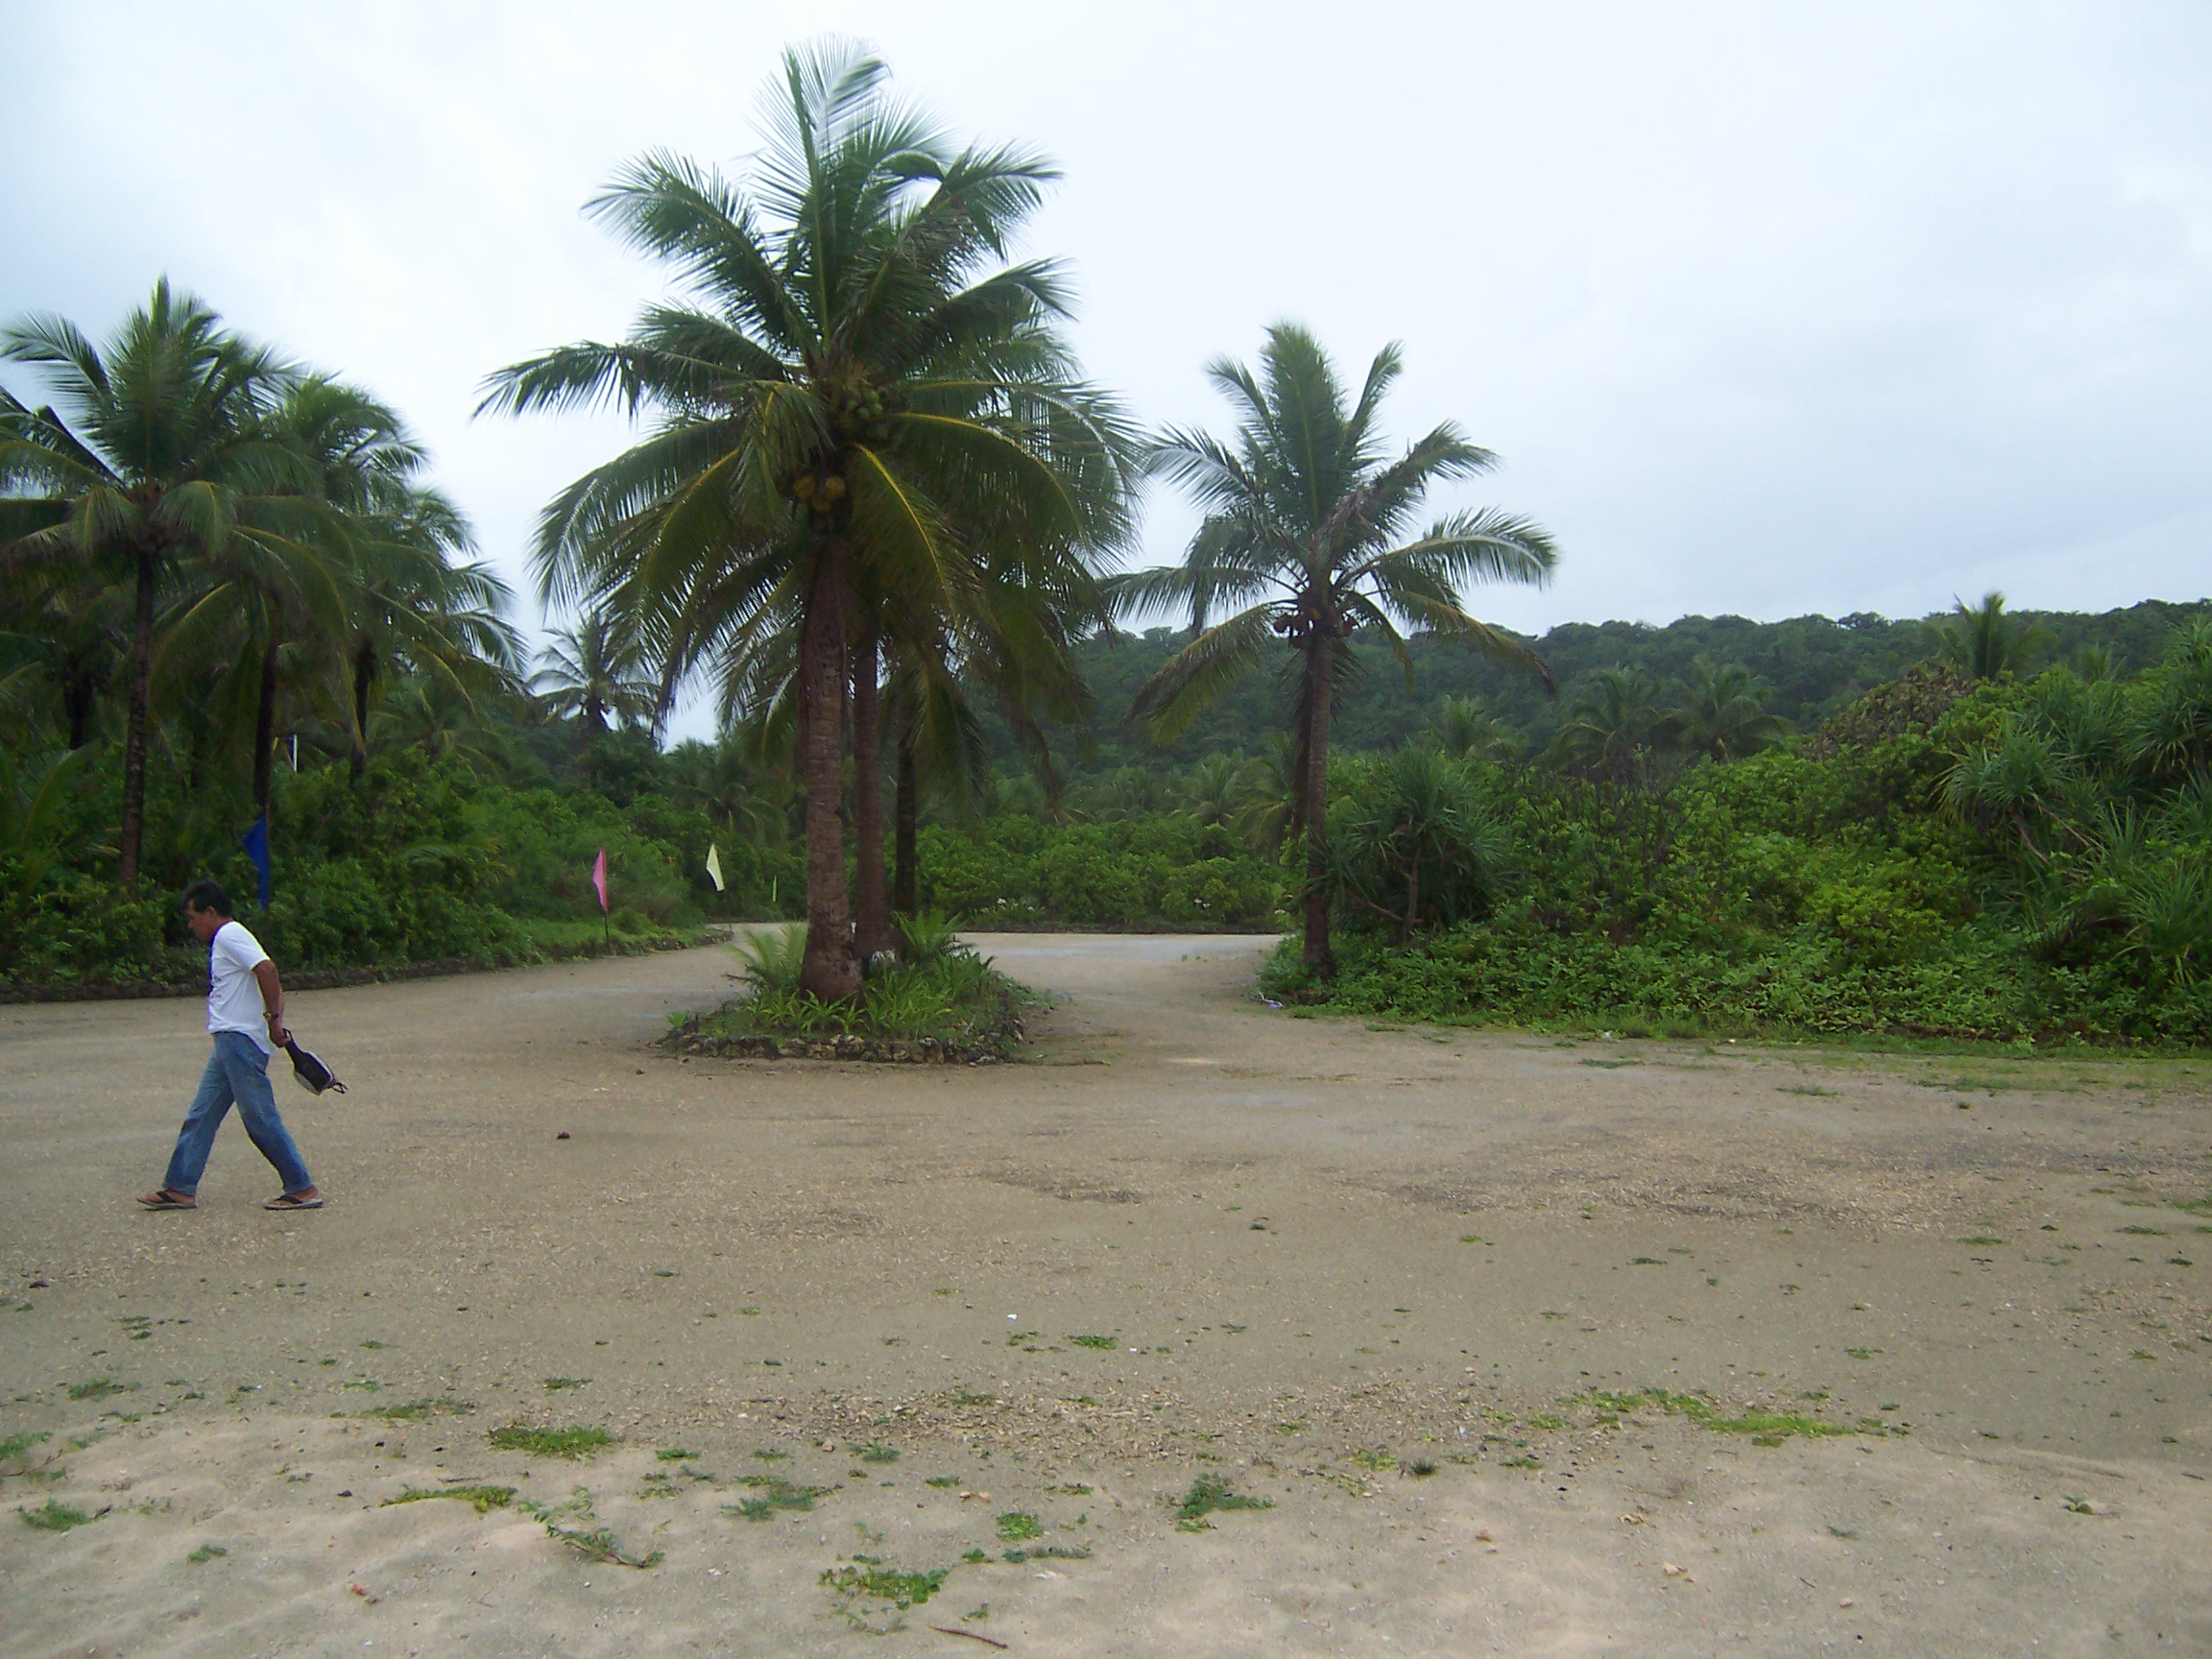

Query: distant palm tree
left=1662, top=657, right=1791, bottom=762
left=1424, top=694, right=1524, bottom=763
left=534, top=613, right=655, bottom=767
left=1118, top=325, right=1556, bottom=975
left=1177, top=755, right=1253, bottom=829
left=1548, top=666, right=1664, bottom=784
left=1, top=280, right=304, bottom=883
left=1937, top=591, right=2050, bottom=681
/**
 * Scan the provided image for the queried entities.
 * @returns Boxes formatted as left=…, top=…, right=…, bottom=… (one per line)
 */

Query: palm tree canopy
left=1662, top=656, right=1791, bottom=762
left=1938, top=591, right=2051, bottom=682
left=477, top=39, right=1139, bottom=716
left=1118, top=324, right=1556, bottom=740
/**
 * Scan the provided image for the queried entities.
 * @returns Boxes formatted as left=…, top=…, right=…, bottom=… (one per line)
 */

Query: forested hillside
left=1012, top=599, right=2212, bottom=781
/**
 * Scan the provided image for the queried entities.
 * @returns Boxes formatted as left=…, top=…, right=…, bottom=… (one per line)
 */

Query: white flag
left=705, top=843, right=725, bottom=892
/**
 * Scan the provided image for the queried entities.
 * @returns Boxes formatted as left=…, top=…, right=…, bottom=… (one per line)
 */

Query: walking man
left=138, top=879, right=322, bottom=1212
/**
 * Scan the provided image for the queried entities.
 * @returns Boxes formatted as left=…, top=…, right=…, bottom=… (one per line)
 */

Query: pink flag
left=591, top=848, right=609, bottom=912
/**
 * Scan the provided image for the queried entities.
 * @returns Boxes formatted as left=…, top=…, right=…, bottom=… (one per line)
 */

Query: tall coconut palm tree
left=481, top=40, right=1137, bottom=999
left=0, top=280, right=303, bottom=884
left=1118, top=325, right=1556, bottom=974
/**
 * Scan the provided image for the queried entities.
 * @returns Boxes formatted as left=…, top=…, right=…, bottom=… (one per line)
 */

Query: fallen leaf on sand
left=1473, top=1528, right=1493, bottom=1543
left=1663, top=1563, right=1693, bottom=1581
left=1619, top=1512, right=1646, bottom=1526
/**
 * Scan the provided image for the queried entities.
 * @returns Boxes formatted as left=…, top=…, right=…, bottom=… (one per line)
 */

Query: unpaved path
left=2, top=934, right=2208, bottom=1656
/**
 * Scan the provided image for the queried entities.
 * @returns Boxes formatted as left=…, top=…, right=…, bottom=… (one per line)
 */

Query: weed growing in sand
left=517, top=1492, right=661, bottom=1568
left=360, top=1398, right=470, bottom=1423
left=64, top=1378, right=130, bottom=1402
left=489, top=1425, right=613, bottom=1459
left=384, top=1485, right=516, bottom=1515
left=727, top=1476, right=831, bottom=1520
left=1588, top=1388, right=1851, bottom=1446
left=945, top=1388, right=995, bottom=1407
left=1002, top=1544, right=1092, bottom=1563
left=856, top=1442, right=899, bottom=1464
left=1067, top=1334, right=1118, bottom=1351
left=995, top=1511, right=1042, bottom=1542
left=0, top=1431, right=50, bottom=1462
left=821, top=1562, right=949, bottom=1623
left=657, top=1448, right=697, bottom=1461
left=1960, top=1236, right=2007, bottom=1246
left=1173, top=1476, right=1272, bottom=1532
left=2119, top=1225, right=2168, bottom=1237
left=1351, top=1450, right=1397, bottom=1473
left=541, top=1377, right=589, bottom=1391
left=184, top=1543, right=228, bottom=1563
left=18, top=1499, right=99, bottom=1532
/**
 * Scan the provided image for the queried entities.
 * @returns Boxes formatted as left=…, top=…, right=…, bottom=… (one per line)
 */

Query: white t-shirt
left=207, top=920, right=276, bottom=1054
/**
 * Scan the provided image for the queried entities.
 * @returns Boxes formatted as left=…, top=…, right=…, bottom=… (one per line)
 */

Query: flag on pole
left=241, top=815, right=272, bottom=910
left=705, top=843, right=725, bottom=893
left=591, top=848, right=609, bottom=912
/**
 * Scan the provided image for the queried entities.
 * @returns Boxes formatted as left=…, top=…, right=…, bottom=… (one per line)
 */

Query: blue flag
left=241, top=815, right=271, bottom=910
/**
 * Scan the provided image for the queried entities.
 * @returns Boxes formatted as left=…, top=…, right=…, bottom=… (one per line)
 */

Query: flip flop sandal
left=263, top=1192, right=324, bottom=1211
left=138, top=1190, right=196, bottom=1210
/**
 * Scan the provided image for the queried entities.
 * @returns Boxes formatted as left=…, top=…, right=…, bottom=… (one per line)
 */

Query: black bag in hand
left=283, top=1038, right=348, bottom=1095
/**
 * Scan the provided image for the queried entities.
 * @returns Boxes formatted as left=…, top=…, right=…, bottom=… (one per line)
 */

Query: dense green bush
left=1267, top=635, right=2212, bottom=1045
left=915, top=814, right=1285, bottom=928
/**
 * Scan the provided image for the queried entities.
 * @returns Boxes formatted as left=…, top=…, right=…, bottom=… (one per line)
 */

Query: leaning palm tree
left=0, top=280, right=304, bottom=884
left=1118, top=325, right=1556, bottom=974
left=481, top=40, right=1137, bottom=999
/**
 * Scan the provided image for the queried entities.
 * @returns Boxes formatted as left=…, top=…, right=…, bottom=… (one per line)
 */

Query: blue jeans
left=161, top=1032, right=313, bottom=1196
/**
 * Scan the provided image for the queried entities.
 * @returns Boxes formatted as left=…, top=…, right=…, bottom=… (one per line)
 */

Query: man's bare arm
left=252, top=960, right=289, bottom=1047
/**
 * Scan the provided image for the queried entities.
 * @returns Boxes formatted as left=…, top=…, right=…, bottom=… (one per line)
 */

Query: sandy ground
left=2, top=933, right=2209, bottom=1658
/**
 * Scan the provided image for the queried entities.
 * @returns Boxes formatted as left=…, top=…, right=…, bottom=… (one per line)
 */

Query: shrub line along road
left=1, top=935, right=2205, bottom=1655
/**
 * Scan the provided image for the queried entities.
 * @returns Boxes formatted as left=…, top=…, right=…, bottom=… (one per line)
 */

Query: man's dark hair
left=180, top=879, right=234, bottom=918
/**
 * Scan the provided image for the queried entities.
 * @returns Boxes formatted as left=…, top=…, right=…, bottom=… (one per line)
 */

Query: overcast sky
left=5, top=2, right=2207, bottom=735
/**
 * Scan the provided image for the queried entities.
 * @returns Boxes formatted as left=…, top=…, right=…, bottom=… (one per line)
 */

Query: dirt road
left=3, top=934, right=2208, bottom=1655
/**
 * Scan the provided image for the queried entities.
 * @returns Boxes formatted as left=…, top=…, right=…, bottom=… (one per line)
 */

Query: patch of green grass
left=820, top=1563, right=948, bottom=1611
left=855, top=1442, right=899, bottom=1464
left=995, top=1511, right=1043, bottom=1542
left=383, top=1484, right=516, bottom=1515
left=753, top=1447, right=789, bottom=1462
left=1630, top=1256, right=1666, bottom=1265
left=1588, top=1387, right=1853, bottom=1445
left=1844, top=1347, right=1882, bottom=1360
left=0, top=1431, right=50, bottom=1462
left=488, top=1425, right=613, bottom=1459
left=1173, top=1475, right=1273, bottom=1531
left=961, top=1548, right=989, bottom=1563
left=2118, top=1225, right=2169, bottom=1237
left=541, top=1377, right=589, bottom=1391
left=18, top=1499, right=98, bottom=1532
left=64, top=1378, right=130, bottom=1402
left=925, top=1476, right=957, bottom=1488
left=1960, top=1236, right=2006, bottom=1246
left=945, top=1388, right=995, bottom=1407
left=1526, top=1412, right=1567, bottom=1431
left=726, top=1476, right=831, bottom=1520
left=359, top=1397, right=470, bottom=1423
left=1579, top=1059, right=1640, bottom=1069
left=656, top=1448, right=697, bottom=1462
left=1775, top=1084, right=1840, bottom=1096
left=184, top=1543, right=228, bottom=1563
left=1067, top=1334, right=1118, bottom=1351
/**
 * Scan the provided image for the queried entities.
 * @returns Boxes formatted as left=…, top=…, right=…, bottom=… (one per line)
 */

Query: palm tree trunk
left=351, top=638, right=374, bottom=781
left=1301, top=624, right=1334, bottom=976
left=252, top=627, right=280, bottom=825
left=851, top=625, right=893, bottom=961
left=117, top=541, right=156, bottom=889
left=893, top=705, right=919, bottom=920
left=798, top=552, right=862, bottom=1001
